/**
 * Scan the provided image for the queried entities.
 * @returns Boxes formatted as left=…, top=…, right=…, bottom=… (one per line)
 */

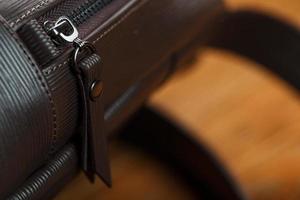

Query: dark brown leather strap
left=120, top=107, right=246, bottom=200
left=207, top=10, right=300, bottom=90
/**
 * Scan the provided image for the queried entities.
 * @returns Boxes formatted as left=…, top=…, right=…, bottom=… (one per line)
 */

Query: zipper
left=40, top=0, right=115, bottom=37
left=18, top=0, right=117, bottom=67
left=68, top=0, right=114, bottom=27
left=40, top=1, right=116, bottom=186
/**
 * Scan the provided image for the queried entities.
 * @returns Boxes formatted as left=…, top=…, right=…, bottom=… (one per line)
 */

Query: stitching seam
left=10, top=0, right=51, bottom=28
left=44, top=60, right=69, bottom=75
left=0, top=17, right=58, bottom=156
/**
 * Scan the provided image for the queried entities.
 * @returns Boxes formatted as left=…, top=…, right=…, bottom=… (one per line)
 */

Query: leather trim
left=10, top=0, right=53, bottom=28
left=0, top=0, right=60, bottom=29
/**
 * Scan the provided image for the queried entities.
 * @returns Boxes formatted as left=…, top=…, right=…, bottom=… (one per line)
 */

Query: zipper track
left=69, top=0, right=114, bottom=26
left=39, top=0, right=115, bottom=29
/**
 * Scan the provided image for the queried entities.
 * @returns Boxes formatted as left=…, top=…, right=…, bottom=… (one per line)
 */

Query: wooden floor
left=56, top=0, right=300, bottom=199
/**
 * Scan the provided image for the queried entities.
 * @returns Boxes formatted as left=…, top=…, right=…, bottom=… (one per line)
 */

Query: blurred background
left=56, top=0, right=300, bottom=199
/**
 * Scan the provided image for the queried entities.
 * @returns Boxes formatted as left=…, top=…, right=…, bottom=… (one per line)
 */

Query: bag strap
left=207, top=10, right=300, bottom=90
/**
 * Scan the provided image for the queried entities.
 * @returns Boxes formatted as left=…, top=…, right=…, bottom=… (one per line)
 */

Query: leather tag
left=77, top=54, right=112, bottom=186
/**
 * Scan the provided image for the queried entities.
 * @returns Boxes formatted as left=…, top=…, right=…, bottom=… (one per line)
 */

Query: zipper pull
left=45, top=16, right=112, bottom=186
left=44, top=16, right=79, bottom=45
left=77, top=54, right=112, bottom=187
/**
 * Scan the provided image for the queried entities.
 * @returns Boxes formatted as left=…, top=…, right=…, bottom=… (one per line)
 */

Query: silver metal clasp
left=44, top=16, right=79, bottom=44
left=44, top=16, right=96, bottom=68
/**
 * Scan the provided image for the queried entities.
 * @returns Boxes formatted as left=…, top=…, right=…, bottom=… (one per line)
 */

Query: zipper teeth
left=39, top=0, right=115, bottom=28
left=68, top=0, right=114, bottom=26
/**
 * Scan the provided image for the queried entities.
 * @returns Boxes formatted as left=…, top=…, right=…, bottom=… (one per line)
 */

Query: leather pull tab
left=76, top=54, right=112, bottom=187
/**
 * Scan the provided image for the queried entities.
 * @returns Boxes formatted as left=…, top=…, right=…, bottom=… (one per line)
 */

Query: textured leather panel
left=7, top=144, right=79, bottom=200
left=45, top=57, right=79, bottom=154
left=0, top=17, right=55, bottom=199
left=18, top=19, right=60, bottom=67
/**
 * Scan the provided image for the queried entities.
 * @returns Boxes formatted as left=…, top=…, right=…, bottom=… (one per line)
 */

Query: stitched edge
left=0, top=17, right=58, bottom=156
left=10, top=0, right=51, bottom=28
left=44, top=60, right=69, bottom=75
left=92, top=0, right=148, bottom=44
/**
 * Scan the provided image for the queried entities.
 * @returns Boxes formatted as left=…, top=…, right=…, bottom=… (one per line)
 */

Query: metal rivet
left=90, top=80, right=103, bottom=101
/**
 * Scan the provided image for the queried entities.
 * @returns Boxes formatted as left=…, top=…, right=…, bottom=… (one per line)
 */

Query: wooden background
left=56, top=0, right=300, bottom=199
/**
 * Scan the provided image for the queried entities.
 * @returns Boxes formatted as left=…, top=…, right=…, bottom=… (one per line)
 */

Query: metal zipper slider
left=44, top=16, right=112, bottom=186
left=44, top=16, right=79, bottom=44
left=44, top=16, right=96, bottom=69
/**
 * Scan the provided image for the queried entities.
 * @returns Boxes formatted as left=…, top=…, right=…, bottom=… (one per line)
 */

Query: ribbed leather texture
left=0, top=17, right=55, bottom=199
left=7, top=144, right=79, bottom=200
left=45, top=60, right=79, bottom=154
left=19, top=19, right=60, bottom=67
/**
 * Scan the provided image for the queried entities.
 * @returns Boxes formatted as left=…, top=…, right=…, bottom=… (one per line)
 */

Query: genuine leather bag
left=0, top=0, right=223, bottom=199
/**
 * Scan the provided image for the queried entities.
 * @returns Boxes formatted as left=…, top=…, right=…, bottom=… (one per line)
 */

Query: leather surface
left=0, top=17, right=55, bottom=199
left=0, top=0, right=224, bottom=199
left=97, top=0, right=222, bottom=107
left=0, top=0, right=129, bottom=31
left=41, top=0, right=223, bottom=134
left=4, top=2, right=300, bottom=200
left=78, top=54, right=111, bottom=185
left=7, top=144, right=79, bottom=200
left=0, top=0, right=61, bottom=29
left=18, top=19, right=60, bottom=67
left=9, top=58, right=172, bottom=200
